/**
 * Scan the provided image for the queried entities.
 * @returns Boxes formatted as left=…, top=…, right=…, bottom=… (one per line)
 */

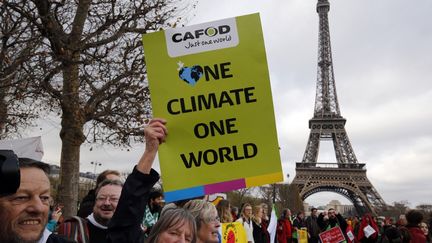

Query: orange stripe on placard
left=245, top=172, right=283, bottom=187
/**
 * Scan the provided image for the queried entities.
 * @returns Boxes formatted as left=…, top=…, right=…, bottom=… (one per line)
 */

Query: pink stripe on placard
left=204, top=179, right=246, bottom=194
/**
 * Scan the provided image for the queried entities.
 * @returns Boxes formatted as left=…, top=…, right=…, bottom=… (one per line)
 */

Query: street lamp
left=90, top=161, right=102, bottom=182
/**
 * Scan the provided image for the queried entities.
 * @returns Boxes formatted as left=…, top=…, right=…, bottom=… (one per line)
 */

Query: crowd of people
left=273, top=207, right=431, bottom=243
left=1, top=118, right=431, bottom=243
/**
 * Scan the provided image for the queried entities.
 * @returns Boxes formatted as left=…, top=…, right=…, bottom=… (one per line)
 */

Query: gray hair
left=95, top=179, right=123, bottom=196
left=183, top=199, right=216, bottom=229
left=146, top=207, right=197, bottom=243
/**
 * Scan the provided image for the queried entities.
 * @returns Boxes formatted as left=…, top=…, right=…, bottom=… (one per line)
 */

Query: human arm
left=52, top=205, right=63, bottom=222
left=46, top=206, right=63, bottom=232
left=107, top=118, right=167, bottom=243
left=136, top=118, right=167, bottom=174
left=317, top=212, right=327, bottom=231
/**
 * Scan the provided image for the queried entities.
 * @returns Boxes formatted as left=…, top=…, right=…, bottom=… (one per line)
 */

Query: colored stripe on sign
left=204, top=178, right=246, bottom=194
left=164, top=186, right=204, bottom=202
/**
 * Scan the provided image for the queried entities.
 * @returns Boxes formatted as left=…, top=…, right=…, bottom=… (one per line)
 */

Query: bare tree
left=227, top=188, right=255, bottom=208
left=258, top=184, right=276, bottom=204
left=392, top=200, right=411, bottom=215
left=0, top=2, right=44, bottom=138
left=4, top=0, right=193, bottom=216
left=277, top=183, right=303, bottom=214
left=416, top=204, right=432, bottom=212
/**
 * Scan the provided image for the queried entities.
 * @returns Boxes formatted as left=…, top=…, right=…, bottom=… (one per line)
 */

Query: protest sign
left=363, top=225, right=376, bottom=238
left=220, top=222, right=247, bottom=243
left=346, top=229, right=355, bottom=242
left=142, top=13, right=282, bottom=202
left=298, top=228, right=309, bottom=243
left=319, top=226, right=346, bottom=243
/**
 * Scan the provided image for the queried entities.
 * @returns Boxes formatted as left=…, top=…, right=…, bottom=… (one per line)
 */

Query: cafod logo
left=165, top=17, right=239, bottom=57
left=171, top=25, right=231, bottom=43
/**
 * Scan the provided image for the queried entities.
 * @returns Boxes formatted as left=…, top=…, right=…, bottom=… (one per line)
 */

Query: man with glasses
left=58, top=179, right=123, bottom=243
left=77, top=169, right=121, bottom=218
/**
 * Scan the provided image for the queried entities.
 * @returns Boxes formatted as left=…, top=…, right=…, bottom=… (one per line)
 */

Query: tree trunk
left=58, top=131, right=82, bottom=216
left=57, top=61, right=86, bottom=217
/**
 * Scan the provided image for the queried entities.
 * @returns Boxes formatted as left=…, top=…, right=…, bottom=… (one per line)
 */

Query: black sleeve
left=47, top=234, right=76, bottom=243
left=317, top=213, right=326, bottom=231
left=336, top=213, right=347, bottom=232
left=107, top=167, right=160, bottom=243
left=306, top=216, right=312, bottom=229
left=293, top=218, right=299, bottom=229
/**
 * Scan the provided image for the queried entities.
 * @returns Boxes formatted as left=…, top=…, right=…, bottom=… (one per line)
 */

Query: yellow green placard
left=142, top=13, right=282, bottom=202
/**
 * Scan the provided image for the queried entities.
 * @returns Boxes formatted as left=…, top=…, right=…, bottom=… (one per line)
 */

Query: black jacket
left=107, top=167, right=159, bottom=243
left=306, top=215, right=321, bottom=238
left=253, top=220, right=270, bottom=243
left=47, top=234, right=76, bottom=243
left=317, top=213, right=347, bottom=233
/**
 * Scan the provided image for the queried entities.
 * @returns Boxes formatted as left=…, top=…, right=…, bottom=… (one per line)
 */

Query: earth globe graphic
left=179, top=65, right=203, bottom=86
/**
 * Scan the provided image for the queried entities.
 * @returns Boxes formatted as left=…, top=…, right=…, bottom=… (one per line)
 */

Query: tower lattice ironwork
left=291, top=0, right=387, bottom=215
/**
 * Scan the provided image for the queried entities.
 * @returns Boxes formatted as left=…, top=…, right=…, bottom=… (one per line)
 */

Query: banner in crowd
left=0, top=136, right=44, bottom=160
left=267, top=204, right=277, bottom=243
left=220, top=222, right=247, bottom=243
left=319, top=226, right=346, bottom=243
left=298, top=228, right=309, bottom=243
left=363, top=225, right=376, bottom=238
left=142, top=13, right=282, bottom=202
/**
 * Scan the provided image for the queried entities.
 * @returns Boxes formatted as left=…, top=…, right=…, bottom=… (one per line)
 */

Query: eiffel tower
left=291, top=0, right=387, bottom=215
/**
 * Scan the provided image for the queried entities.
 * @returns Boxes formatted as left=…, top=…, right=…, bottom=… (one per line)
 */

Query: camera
left=0, top=150, right=20, bottom=196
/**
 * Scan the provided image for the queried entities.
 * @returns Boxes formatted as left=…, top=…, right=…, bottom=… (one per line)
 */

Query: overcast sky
left=29, top=0, right=432, bottom=207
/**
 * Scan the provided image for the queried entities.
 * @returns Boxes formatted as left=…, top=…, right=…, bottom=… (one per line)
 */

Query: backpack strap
left=58, top=216, right=90, bottom=243
left=72, top=216, right=90, bottom=243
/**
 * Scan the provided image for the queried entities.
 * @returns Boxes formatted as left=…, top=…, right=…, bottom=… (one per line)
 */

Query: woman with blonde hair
left=236, top=203, right=254, bottom=243
left=252, top=205, right=270, bottom=243
left=184, top=199, right=221, bottom=243
left=216, top=199, right=233, bottom=223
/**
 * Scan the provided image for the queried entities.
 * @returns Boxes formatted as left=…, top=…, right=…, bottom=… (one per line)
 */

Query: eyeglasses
left=201, top=215, right=220, bottom=224
left=96, top=196, right=119, bottom=203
